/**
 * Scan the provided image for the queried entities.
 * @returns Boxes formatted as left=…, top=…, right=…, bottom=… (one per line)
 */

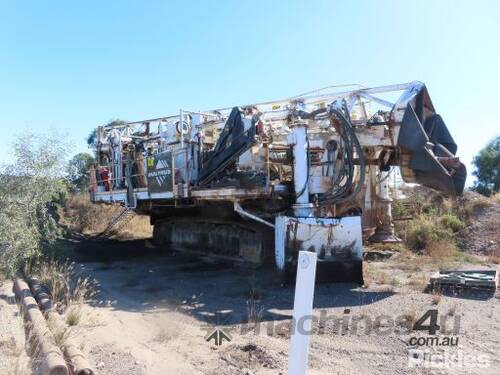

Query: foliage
left=406, top=215, right=453, bottom=251
left=36, top=259, right=98, bottom=311
left=0, top=132, right=71, bottom=276
left=426, top=240, right=457, bottom=258
left=472, top=136, right=500, bottom=196
left=106, top=119, right=128, bottom=127
left=439, top=213, right=465, bottom=233
left=67, top=152, right=95, bottom=191
left=86, top=118, right=127, bottom=146
left=392, top=200, right=409, bottom=218
left=86, top=129, right=98, bottom=146
left=65, top=304, right=82, bottom=326
left=63, top=193, right=152, bottom=238
left=453, top=193, right=492, bottom=223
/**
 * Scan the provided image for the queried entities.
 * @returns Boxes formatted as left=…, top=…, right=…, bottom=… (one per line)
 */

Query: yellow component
left=147, top=157, right=154, bottom=167
left=272, top=104, right=281, bottom=110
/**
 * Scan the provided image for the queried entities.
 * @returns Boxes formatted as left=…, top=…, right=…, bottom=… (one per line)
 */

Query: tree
left=87, top=119, right=127, bottom=146
left=472, top=136, right=500, bottom=196
left=0, top=131, right=71, bottom=276
left=67, top=152, right=95, bottom=191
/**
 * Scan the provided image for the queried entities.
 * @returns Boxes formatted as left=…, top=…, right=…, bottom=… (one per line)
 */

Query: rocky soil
left=0, top=280, right=31, bottom=375
left=462, top=203, right=500, bottom=254
left=1, top=198, right=499, bottom=375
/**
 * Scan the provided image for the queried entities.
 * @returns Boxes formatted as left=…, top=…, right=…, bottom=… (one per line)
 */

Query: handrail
left=99, top=82, right=414, bottom=129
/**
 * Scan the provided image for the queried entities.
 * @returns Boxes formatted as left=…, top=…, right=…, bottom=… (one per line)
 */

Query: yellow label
left=147, top=157, right=154, bottom=168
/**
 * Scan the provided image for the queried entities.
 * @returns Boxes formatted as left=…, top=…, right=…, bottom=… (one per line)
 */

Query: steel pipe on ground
left=13, top=278, right=69, bottom=375
left=30, top=279, right=95, bottom=375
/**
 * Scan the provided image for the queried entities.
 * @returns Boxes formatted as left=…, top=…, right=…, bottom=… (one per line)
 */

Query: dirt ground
left=36, top=233, right=495, bottom=375
left=0, top=280, right=31, bottom=374
left=2, top=202, right=499, bottom=375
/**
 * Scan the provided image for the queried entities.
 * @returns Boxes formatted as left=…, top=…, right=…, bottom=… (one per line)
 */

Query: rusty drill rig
left=88, top=81, right=466, bottom=284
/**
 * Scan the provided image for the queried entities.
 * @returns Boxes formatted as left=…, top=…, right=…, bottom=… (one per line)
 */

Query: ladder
left=97, top=207, right=135, bottom=239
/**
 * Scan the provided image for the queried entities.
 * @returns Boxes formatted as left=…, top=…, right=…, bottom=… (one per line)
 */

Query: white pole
left=288, top=123, right=311, bottom=217
left=288, top=251, right=317, bottom=375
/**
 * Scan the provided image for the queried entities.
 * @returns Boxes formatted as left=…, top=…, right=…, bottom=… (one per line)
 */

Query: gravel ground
left=0, top=280, right=31, bottom=375
left=63, top=235, right=499, bottom=375
left=2, top=201, right=499, bottom=374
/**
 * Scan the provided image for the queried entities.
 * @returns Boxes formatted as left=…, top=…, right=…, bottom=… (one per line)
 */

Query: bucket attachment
left=397, top=87, right=466, bottom=196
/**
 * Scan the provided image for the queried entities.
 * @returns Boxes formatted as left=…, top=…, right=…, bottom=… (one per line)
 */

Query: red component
left=98, top=167, right=110, bottom=191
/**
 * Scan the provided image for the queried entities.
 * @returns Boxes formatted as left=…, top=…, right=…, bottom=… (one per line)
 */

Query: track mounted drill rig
left=89, top=81, right=466, bottom=284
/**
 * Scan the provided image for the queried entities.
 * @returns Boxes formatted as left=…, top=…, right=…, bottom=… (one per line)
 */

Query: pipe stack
left=13, top=278, right=68, bottom=375
left=30, top=280, right=95, bottom=375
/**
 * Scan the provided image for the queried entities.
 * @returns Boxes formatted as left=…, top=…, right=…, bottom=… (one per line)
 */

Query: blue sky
left=1, top=0, right=499, bottom=185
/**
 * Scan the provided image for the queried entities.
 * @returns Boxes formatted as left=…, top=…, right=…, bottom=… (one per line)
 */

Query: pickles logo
left=205, top=328, right=232, bottom=346
left=201, top=311, right=233, bottom=347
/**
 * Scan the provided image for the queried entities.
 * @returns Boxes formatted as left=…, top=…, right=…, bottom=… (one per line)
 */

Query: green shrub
left=424, top=206, right=438, bottom=216
left=392, top=201, right=409, bottom=218
left=412, top=193, right=426, bottom=214
left=0, top=132, right=71, bottom=276
left=440, top=214, right=466, bottom=232
left=406, top=216, right=453, bottom=251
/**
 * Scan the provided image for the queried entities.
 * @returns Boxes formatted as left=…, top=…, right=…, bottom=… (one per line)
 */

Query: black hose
left=318, top=108, right=366, bottom=205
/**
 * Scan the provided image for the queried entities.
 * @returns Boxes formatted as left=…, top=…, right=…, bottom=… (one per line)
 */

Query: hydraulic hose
left=318, top=108, right=366, bottom=205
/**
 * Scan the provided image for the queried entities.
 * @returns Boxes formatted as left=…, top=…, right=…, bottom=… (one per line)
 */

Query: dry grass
left=490, top=192, right=500, bottom=204
left=246, top=300, right=263, bottom=325
left=431, top=291, right=442, bottom=305
left=65, top=304, right=82, bottom=326
left=52, top=326, right=72, bottom=348
left=36, top=259, right=98, bottom=312
left=458, top=196, right=493, bottom=222
left=363, top=263, right=399, bottom=288
left=394, top=239, right=473, bottom=284
left=405, top=215, right=453, bottom=252
left=246, top=288, right=264, bottom=325
left=407, top=273, right=428, bottom=291
left=64, top=193, right=119, bottom=233
left=396, top=252, right=428, bottom=271
left=487, top=251, right=500, bottom=264
left=365, top=242, right=406, bottom=253
left=64, top=193, right=152, bottom=238
left=447, top=303, right=458, bottom=317
left=112, top=214, right=152, bottom=240
left=426, top=240, right=457, bottom=259
left=375, top=271, right=391, bottom=285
